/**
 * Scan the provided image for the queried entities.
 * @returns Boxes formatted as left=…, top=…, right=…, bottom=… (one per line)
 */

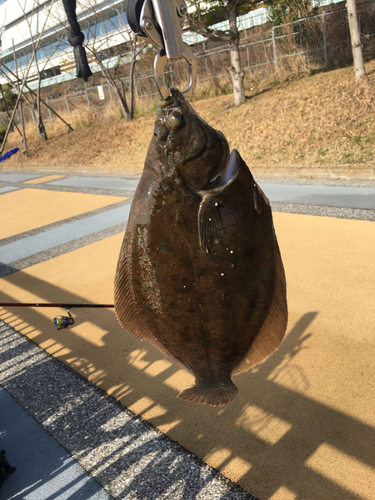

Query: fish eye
left=154, top=122, right=169, bottom=141
left=167, top=111, right=183, bottom=131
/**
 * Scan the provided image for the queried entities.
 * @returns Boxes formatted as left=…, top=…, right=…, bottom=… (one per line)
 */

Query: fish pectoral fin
left=207, top=149, right=269, bottom=214
left=205, top=149, right=241, bottom=193
left=252, top=181, right=269, bottom=214
left=197, top=149, right=245, bottom=253
left=177, top=378, right=238, bottom=406
left=198, top=197, right=222, bottom=253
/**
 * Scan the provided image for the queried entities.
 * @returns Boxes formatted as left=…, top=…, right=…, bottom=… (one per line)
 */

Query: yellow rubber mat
left=23, top=175, right=66, bottom=184
left=0, top=188, right=127, bottom=239
left=0, top=213, right=374, bottom=500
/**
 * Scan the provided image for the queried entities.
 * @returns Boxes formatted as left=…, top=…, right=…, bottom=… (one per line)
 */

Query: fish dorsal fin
left=232, top=232, right=288, bottom=374
left=197, top=149, right=242, bottom=253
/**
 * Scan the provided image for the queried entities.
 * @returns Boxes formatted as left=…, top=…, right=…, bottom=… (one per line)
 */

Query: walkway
left=0, top=171, right=374, bottom=500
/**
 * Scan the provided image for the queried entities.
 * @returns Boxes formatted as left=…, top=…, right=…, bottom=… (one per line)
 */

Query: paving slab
left=0, top=186, right=18, bottom=194
left=46, top=176, right=375, bottom=208
left=24, top=174, right=66, bottom=184
left=0, top=388, right=111, bottom=500
left=258, top=183, right=375, bottom=209
left=0, top=173, right=41, bottom=182
left=48, top=176, right=140, bottom=191
left=0, top=204, right=131, bottom=265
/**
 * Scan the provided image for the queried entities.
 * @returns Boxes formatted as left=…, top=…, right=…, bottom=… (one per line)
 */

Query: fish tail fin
left=177, top=379, right=238, bottom=406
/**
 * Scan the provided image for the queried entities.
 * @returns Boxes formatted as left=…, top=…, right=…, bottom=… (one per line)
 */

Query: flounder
left=114, top=89, right=288, bottom=406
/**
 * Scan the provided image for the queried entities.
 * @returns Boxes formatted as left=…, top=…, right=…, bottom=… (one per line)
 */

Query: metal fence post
left=30, top=106, right=36, bottom=125
left=272, top=26, right=278, bottom=74
left=322, top=11, right=328, bottom=67
left=47, top=99, right=53, bottom=122
left=170, top=66, right=174, bottom=88
left=65, top=96, right=71, bottom=114
left=107, top=83, right=113, bottom=104
left=84, top=84, right=91, bottom=109
left=133, top=78, right=139, bottom=97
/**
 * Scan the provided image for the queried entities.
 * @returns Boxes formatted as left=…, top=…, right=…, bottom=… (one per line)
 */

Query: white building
left=0, top=0, right=132, bottom=89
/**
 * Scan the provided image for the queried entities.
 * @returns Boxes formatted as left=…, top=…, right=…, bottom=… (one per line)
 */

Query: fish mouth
left=154, top=89, right=208, bottom=161
left=156, top=87, right=182, bottom=109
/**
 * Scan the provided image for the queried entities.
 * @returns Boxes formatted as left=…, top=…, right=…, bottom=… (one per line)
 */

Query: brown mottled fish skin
left=114, top=89, right=288, bottom=406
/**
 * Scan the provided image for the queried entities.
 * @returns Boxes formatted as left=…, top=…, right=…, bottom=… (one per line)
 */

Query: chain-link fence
left=270, top=3, right=375, bottom=75
left=2, top=0, right=375, bottom=128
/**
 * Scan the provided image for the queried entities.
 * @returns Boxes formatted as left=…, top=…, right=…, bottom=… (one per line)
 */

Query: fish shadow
left=1, top=272, right=374, bottom=500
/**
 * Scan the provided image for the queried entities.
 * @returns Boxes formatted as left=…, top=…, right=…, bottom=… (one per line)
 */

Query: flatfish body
left=114, top=90, right=287, bottom=406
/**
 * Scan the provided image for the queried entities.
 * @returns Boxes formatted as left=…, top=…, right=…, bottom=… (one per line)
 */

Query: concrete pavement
left=0, top=388, right=110, bottom=500
left=0, top=170, right=374, bottom=500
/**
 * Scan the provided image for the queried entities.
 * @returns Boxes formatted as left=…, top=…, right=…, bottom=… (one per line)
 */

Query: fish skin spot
left=181, top=254, right=194, bottom=268
left=144, top=303, right=153, bottom=313
left=159, top=238, right=169, bottom=254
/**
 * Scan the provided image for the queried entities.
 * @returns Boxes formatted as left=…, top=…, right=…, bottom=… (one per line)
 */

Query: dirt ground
left=2, top=61, right=375, bottom=177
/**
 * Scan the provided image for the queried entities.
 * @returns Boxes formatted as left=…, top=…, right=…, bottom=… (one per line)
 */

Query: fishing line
left=0, top=302, right=114, bottom=330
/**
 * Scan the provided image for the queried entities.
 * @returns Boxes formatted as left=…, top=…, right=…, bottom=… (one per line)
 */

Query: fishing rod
left=0, top=302, right=114, bottom=330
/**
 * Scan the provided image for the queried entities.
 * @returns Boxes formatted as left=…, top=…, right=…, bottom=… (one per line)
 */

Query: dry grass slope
left=3, top=61, right=375, bottom=176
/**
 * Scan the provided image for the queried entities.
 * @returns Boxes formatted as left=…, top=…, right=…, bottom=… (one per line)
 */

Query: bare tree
left=346, top=0, right=367, bottom=82
left=16, top=0, right=64, bottom=140
left=187, top=0, right=262, bottom=106
left=0, top=0, right=58, bottom=153
left=0, top=62, right=73, bottom=131
left=54, top=0, right=146, bottom=121
left=87, top=35, right=145, bottom=121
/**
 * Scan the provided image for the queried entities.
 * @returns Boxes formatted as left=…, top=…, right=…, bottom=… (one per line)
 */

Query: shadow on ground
left=0, top=271, right=374, bottom=499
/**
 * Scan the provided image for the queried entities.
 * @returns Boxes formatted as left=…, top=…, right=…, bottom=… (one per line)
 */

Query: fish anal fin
left=115, top=241, right=184, bottom=366
left=177, top=378, right=238, bottom=406
left=233, top=233, right=288, bottom=374
left=198, top=197, right=222, bottom=253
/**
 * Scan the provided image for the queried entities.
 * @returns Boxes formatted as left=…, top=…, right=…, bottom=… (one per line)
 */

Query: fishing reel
left=126, top=0, right=197, bottom=99
left=54, top=309, right=74, bottom=330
